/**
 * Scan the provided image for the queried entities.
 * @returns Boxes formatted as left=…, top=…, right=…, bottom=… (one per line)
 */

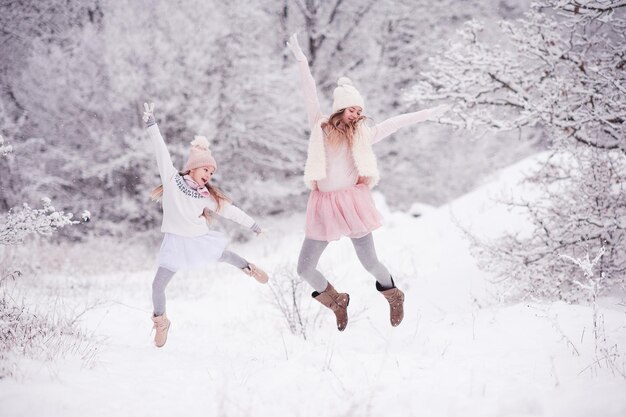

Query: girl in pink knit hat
left=142, top=103, right=269, bottom=348
left=286, top=34, right=450, bottom=332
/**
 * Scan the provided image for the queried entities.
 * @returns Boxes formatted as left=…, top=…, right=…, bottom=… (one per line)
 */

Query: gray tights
left=296, top=233, right=393, bottom=293
left=152, top=250, right=248, bottom=316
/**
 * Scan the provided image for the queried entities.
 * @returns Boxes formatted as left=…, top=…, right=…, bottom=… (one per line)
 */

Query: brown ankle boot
left=312, top=283, right=350, bottom=331
left=152, top=314, right=171, bottom=348
left=376, top=279, right=405, bottom=327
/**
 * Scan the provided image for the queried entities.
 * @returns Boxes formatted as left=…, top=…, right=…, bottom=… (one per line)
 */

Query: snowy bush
left=561, top=246, right=625, bottom=377
left=0, top=274, right=99, bottom=379
left=473, top=148, right=626, bottom=300
left=0, top=198, right=78, bottom=246
left=267, top=264, right=321, bottom=340
left=414, top=0, right=626, bottom=300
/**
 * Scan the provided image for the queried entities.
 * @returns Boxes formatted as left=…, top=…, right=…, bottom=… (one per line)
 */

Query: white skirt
left=157, top=232, right=229, bottom=272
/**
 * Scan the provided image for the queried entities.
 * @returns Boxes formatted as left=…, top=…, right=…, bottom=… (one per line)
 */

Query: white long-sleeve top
left=296, top=58, right=436, bottom=192
left=317, top=132, right=359, bottom=192
left=147, top=124, right=255, bottom=237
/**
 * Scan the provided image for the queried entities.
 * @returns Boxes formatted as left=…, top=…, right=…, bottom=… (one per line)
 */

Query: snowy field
left=2, top=154, right=625, bottom=417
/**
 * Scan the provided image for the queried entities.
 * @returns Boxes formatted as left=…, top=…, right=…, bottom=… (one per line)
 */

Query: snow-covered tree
left=413, top=0, right=626, bottom=299
left=0, top=0, right=102, bottom=122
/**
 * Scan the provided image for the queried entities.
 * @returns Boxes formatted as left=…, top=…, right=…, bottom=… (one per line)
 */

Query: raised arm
left=371, top=104, right=451, bottom=144
left=143, top=102, right=177, bottom=181
left=287, top=33, right=322, bottom=127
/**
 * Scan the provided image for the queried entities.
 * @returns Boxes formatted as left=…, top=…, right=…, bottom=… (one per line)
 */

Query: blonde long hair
left=150, top=171, right=231, bottom=214
left=322, top=109, right=366, bottom=148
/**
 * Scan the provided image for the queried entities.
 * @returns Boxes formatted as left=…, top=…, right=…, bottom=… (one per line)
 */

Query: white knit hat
left=331, top=77, right=365, bottom=113
left=183, top=136, right=217, bottom=172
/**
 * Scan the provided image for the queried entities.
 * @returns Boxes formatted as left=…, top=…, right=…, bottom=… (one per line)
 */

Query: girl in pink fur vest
left=287, top=34, right=450, bottom=332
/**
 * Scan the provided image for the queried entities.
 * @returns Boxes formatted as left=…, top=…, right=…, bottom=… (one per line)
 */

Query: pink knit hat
left=332, top=77, right=365, bottom=113
left=183, top=136, right=217, bottom=172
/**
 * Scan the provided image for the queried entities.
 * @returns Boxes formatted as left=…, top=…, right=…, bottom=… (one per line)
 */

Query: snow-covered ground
left=2, top=154, right=625, bottom=417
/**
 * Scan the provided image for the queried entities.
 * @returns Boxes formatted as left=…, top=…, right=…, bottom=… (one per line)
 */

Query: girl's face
left=341, top=106, right=363, bottom=125
left=190, top=166, right=215, bottom=186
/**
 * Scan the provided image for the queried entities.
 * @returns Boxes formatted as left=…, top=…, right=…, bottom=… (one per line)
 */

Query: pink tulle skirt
left=305, top=184, right=383, bottom=241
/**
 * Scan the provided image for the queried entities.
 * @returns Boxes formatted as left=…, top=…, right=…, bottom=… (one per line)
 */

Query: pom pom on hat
left=332, top=76, right=365, bottom=113
left=190, top=135, right=210, bottom=150
left=184, top=135, right=217, bottom=172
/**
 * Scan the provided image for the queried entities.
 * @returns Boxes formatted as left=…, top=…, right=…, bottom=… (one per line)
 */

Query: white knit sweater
left=295, top=58, right=437, bottom=191
left=147, top=124, right=255, bottom=237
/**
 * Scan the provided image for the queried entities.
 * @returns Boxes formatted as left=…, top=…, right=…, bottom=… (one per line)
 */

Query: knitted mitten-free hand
left=250, top=222, right=262, bottom=235
left=286, top=33, right=307, bottom=62
left=143, top=102, right=156, bottom=127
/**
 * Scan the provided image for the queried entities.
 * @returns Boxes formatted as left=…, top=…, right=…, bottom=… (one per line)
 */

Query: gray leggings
left=296, top=233, right=393, bottom=293
left=152, top=250, right=248, bottom=316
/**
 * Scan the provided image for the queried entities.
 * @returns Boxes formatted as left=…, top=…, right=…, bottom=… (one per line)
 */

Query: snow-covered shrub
left=0, top=274, right=98, bottom=379
left=414, top=1, right=626, bottom=300
left=0, top=208, right=96, bottom=379
left=560, top=246, right=625, bottom=378
left=473, top=148, right=626, bottom=300
left=267, top=264, right=321, bottom=340
left=0, top=198, right=78, bottom=246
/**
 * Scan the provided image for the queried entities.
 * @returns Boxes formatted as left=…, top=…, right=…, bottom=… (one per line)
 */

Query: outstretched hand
left=143, top=102, right=155, bottom=125
left=251, top=222, right=263, bottom=236
left=286, top=33, right=306, bottom=61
